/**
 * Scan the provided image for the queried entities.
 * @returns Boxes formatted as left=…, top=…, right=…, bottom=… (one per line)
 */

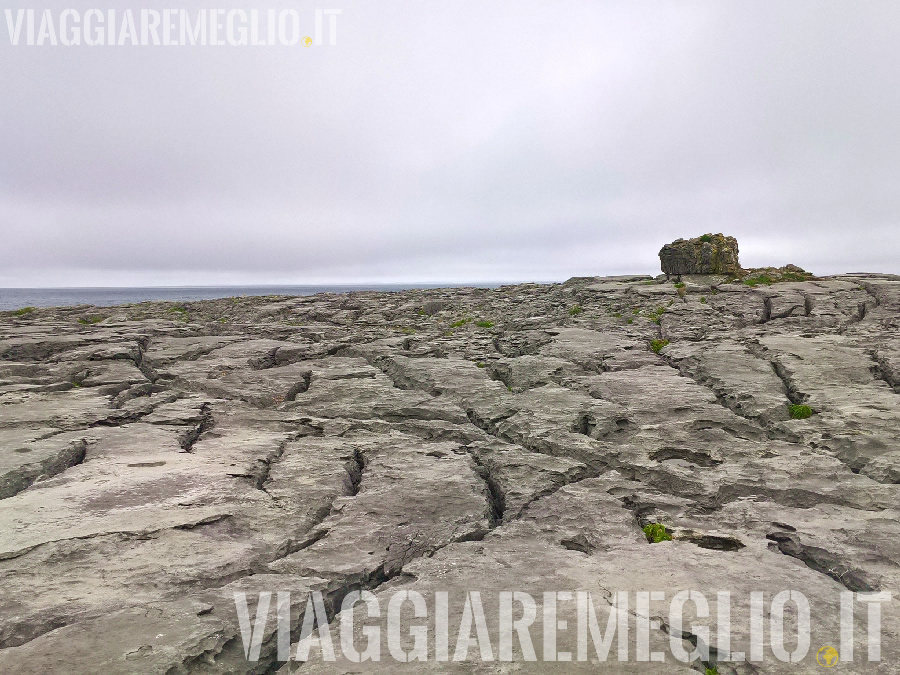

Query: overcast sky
left=2, top=0, right=898, bottom=287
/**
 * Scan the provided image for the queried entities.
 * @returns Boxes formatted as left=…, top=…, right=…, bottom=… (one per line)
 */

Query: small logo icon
left=301, top=36, right=313, bottom=47
left=817, top=646, right=839, bottom=667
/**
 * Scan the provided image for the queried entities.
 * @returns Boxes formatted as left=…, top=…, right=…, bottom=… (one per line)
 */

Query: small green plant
left=642, top=280, right=656, bottom=285
left=700, top=296, right=707, bottom=303
left=626, top=318, right=633, bottom=324
left=169, top=305, right=188, bottom=314
left=450, top=317, right=471, bottom=328
left=612, top=312, right=622, bottom=318
left=476, top=362, right=486, bottom=368
left=705, top=667, right=718, bottom=675
left=650, top=339, right=669, bottom=354
left=674, top=281, right=685, bottom=288
left=632, top=308, right=641, bottom=315
left=699, top=234, right=713, bottom=243
left=789, top=404, right=813, bottom=419
left=475, top=320, right=494, bottom=328
left=13, top=306, right=35, bottom=316
left=569, top=305, right=583, bottom=316
left=646, top=306, right=666, bottom=324
left=643, top=523, right=672, bottom=543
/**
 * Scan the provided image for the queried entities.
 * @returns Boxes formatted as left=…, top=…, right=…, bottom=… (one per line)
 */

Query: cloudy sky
left=2, top=0, right=898, bottom=287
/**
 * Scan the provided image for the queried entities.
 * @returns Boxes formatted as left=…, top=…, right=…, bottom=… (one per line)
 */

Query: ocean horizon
left=0, top=283, right=519, bottom=312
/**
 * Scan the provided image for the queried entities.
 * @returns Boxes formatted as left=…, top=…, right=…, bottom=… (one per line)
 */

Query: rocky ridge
left=0, top=272, right=899, bottom=673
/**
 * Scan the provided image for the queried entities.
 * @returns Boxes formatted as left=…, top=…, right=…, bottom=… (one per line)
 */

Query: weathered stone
left=1, top=273, right=899, bottom=672
left=659, top=233, right=740, bottom=276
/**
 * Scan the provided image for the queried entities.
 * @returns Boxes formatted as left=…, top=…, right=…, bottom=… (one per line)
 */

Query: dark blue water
left=0, top=284, right=506, bottom=312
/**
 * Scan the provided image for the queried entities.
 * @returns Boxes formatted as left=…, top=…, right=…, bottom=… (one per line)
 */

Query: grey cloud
left=2, top=0, right=899, bottom=287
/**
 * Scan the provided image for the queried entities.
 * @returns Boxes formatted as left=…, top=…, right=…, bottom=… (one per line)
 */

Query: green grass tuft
left=475, top=320, right=494, bottom=328
left=674, top=281, right=685, bottom=288
left=450, top=317, right=472, bottom=328
left=77, top=315, right=105, bottom=325
left=789, top=404, right=813, bottom=419
left=650, top=339, right=669, bottom=354
left=643, top=523, right=672, bottom=543
left=699, top=234, right=713, bottom=243
left=569, top=305, right=583, bottom=316
left=744, top=275, right=775, bottom=287
left=13, top=306, right=35, bottom=316
left=626, top=318, right=633, bottom=324
left=700, top=296, right=707, bottom=303
left=476, top=362, right=486, bottom=368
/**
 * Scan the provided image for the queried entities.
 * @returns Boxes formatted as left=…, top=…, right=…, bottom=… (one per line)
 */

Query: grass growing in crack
left=674, top=281, right=685, bottom=288
left=781, top=271, right=812, bottom=281
left=647, top=306, right=667, bottom=324
left=475, top=320, right=494, bottom=328
left=643, top=523, right=672, bottom=543
left=476, top=362, right=486, bottom=368
left=699, top=234, right=713, bottom=243
left=77, top=315, right=105, bottom=325
left=626, top=318, right=633, bottom=324
left=169, top=305, right=188, bottom=314
left=450, top=317, right=471, bottom=328
left=705, top=667, right=718, bottom=675
left=700, top=296, right=707, bottom=303
left=744, top=275, right=775, bottom=287
left=569, top=305, right=583, bottom=316
left=632, top=308, right=641, bottom=315
left=650, top=339, right=669, bottom=354
left=13, top=306, right=35, bottom=316
left=789, top=404, right=813, bottom=419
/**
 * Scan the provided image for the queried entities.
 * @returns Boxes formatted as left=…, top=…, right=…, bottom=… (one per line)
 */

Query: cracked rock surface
left=1, top=273, right=899, bottom=673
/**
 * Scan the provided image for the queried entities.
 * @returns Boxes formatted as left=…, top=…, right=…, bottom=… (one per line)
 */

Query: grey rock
left=659, top=233, right=741, bottom=276
left=1, top=274, right=899, bottom=673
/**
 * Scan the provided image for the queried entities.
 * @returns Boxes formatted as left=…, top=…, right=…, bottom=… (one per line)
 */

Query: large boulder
left=659, top=233, right=740, bottom=276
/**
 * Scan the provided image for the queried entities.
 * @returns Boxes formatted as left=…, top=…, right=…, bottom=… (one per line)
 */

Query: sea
left=0, top=284, right=508, bottom=312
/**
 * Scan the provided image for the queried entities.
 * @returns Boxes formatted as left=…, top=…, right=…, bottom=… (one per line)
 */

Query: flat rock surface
left=0, top=274, right=899, bottom=673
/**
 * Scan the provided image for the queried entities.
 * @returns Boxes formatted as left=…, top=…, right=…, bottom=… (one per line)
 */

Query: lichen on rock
left=659, top=233, right=741, bottom=277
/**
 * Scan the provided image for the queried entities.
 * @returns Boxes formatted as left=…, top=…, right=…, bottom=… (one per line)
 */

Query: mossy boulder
left=659, top=234, right=740, bottom=276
